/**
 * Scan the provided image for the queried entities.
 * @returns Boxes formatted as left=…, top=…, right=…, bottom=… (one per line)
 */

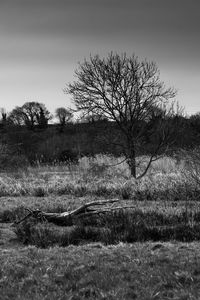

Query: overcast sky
left=0, top=0, right=199, bottom=115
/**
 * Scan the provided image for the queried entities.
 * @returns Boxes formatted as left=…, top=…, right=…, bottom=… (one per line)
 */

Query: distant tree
left=190, top=113, right=200, bottom=133
left=36, top=106, right=50, bottom=129
left=8, top=102, right=52, bottom=129
left=8, top=106, right=25, bottom=126
left=55, top=107, right=73, bottom=126
left=66, top=52, right=177, bottom=178
left=0, top=108, right=7, bottom=126
left=188, top=112, right=200, bottom=146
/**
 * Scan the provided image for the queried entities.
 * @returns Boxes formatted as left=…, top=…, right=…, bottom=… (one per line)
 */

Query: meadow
left=1, top=154, right=200, bottom=299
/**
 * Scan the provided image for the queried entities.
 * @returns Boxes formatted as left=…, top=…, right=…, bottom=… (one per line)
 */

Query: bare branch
left=12, top=200, right=122, bottom=227
left=65, top=52, right=178, bottom=177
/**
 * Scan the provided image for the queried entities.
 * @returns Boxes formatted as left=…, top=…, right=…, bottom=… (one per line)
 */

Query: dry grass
left=0, top=154, right=197, bottom=202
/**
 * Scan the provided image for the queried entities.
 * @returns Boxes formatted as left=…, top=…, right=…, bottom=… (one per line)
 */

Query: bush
left=33, top=186, right=46, bottom=197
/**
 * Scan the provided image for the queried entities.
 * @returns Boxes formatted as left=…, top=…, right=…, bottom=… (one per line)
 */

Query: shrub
left=33, top=186, right=46, bottom=197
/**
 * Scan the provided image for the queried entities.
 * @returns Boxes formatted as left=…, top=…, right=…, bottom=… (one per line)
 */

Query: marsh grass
left=0, top=195, right=81, bottom=223
left=2, top=153, right=200, bottom=247
left=14, top=207, right=200, bottom=248
left=0, top=154, right=198, bottom=203
left=2, top=154, right=200, bottom=299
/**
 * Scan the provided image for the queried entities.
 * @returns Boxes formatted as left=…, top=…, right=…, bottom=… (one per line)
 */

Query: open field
left=1, top=242, right=200, bottom=300
left=1, top=155, right=200, bottom=299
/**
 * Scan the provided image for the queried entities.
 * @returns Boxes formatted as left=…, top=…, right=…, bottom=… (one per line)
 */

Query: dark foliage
left=0, top=114, right=198, bottom=166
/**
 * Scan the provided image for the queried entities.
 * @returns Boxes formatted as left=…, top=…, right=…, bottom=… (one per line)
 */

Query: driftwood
left=13, top=200, right=134, bottom=227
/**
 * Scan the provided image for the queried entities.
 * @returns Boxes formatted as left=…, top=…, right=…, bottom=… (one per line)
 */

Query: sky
left=0, top=0, right=199, bottom=116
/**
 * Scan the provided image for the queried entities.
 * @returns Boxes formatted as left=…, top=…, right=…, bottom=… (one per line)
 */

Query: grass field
left=1, top=242, right=200, bottom=299
left=1, top=154, right=200, bottom=299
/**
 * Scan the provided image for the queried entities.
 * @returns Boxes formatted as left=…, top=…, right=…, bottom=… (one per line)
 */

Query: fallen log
left=13, top=199, right=135, bottom=226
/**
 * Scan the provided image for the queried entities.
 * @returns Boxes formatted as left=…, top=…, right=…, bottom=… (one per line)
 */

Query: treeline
left=0, top=101, right=200, bottom=168
left=0, top=102, right=73, bottom=130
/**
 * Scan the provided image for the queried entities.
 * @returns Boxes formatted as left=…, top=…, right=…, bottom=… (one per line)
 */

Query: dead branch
left=12, top=199, right=134, bottom=227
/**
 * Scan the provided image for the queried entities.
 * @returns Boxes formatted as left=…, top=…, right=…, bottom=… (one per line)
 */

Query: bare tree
left=180, top=148, right=200, bottom=187
left=8, top=102, right=52, bottom=129
left=8, top=106, right=25, bottom=126
left=55, top=107, right=73, bottom=126
left=65, top=52, right=177, bottom=178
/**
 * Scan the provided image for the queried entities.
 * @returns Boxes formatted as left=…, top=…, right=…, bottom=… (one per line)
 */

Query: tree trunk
left=128, top=157, right=136, bottom=178
left=126, top=139, right=136, bottom=178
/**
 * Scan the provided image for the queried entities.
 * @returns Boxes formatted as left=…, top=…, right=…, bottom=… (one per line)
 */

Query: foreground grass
left=1, top=242, right=200, bottom=300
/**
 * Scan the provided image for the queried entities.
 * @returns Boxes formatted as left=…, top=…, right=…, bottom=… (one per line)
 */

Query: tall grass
left=14, top=207, right=200, bottom=248
left=0, top=154, right=198, bottom=201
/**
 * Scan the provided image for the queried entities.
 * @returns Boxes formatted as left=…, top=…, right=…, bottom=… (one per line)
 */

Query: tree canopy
left=55, top=107, right=73, bottom=126
left=66, top=52, right=177, bottom=177
left=8, top=102, right=52, bottom=129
